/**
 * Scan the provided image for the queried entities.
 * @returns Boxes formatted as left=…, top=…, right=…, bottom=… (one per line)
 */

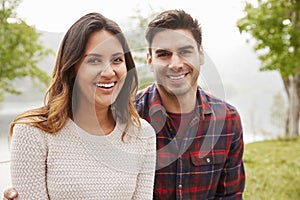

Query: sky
left=17, top=0, right=248, bottom=33
left=16, top=0, right=252, bottom=47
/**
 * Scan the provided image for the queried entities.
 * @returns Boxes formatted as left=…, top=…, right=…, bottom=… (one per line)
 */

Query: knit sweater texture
left=10, top=118, right=156, bottom=199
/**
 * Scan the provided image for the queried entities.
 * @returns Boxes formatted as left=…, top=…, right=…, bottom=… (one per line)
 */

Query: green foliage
left=244, top=137, right=300, bottom=199
left=138, top=76, right=155, bottom=91
left=125, top=6, right=161, bottom=91
left=126, top=6, right=162, bottom=66
left=0, top=0, right=51, bottom=102
left=136, top=65, right=154, bottom=91
left=237, top=0, right=300, bottom=79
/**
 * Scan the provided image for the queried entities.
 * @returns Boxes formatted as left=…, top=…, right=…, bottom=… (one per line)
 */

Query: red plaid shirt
left=135, top=84, right=245, bottom=200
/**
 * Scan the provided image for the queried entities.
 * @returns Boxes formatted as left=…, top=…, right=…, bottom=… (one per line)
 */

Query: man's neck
left=157, top=87, right=197, bottom=114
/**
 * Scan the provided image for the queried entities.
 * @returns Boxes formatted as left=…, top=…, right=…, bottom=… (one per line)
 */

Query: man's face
left=148, top=29, right=203, bottom=97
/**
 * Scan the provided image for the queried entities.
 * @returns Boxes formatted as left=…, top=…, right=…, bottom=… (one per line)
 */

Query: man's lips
left=167, top=72, right=189, bottom=80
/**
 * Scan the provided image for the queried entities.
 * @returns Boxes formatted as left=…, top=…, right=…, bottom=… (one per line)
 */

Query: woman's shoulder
left=10, top=122, right=47, bottom=148
left=139, top=118, right=152, bottom=127
left=133, top=118, right=156, bottom=139
left=12, top=122, right=43, bottom=135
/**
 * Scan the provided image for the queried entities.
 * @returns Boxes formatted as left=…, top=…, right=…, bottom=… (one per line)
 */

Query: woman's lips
left=96, top=82, right=116, bottom=88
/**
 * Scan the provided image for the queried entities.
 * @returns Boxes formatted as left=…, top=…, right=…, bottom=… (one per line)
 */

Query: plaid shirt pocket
left=187, top=151, right=227, bottom=198
left=190, top=152, right=226, bottom=166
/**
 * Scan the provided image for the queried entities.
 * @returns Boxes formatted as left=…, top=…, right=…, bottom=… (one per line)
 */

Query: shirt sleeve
left=216, top=111, right=246, bottom=199
left=132, top=125, right=156, bottom=200
left=10, top=123, right=49, bottom=199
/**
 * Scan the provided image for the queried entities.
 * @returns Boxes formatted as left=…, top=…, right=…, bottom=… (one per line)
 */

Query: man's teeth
left=96, top=82, right=115, bottom=88
left=169, top=74, right=185, bottom=80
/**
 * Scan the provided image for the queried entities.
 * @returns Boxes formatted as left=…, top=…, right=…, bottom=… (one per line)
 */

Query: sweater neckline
left=67, top=118, right=125, bottom=141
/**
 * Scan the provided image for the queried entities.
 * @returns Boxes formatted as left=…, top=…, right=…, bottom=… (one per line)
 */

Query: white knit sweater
left=10, top=118, right=156, bottom=199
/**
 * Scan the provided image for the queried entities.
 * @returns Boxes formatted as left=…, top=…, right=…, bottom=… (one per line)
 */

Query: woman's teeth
left=96, top=82, right=115, bottom=88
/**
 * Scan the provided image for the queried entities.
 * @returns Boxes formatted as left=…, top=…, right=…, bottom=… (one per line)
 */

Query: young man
left=4, top=9, right=245, bottom=200
left=134, top=9, right=245, bottom=199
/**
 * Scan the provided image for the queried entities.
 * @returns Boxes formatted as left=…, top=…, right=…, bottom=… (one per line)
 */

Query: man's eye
left=157, top=52, right=171, bottom=58
left=179, top=49, right=191, bottom=55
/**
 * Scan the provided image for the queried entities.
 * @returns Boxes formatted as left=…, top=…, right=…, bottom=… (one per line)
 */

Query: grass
left=243, top=137, right=300, bottom=199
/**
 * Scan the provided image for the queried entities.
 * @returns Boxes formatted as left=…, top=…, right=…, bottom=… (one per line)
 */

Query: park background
left=1, top=0, right=298, bottom=199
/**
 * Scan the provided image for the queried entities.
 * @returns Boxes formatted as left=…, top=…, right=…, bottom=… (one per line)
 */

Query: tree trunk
left=282, top=74, right=300, bottom=138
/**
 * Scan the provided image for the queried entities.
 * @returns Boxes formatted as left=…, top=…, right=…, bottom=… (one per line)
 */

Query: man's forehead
left=151, top=29, right=197, bottom=51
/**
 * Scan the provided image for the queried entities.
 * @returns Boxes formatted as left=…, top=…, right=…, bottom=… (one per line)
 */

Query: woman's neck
left=73, top=105, right=116, bottom=136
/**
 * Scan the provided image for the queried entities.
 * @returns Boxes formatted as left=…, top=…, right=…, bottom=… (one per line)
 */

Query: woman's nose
left=100, top=63, right=115, bottom=77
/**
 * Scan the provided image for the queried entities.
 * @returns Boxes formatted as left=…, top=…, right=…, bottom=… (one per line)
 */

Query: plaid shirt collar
left=144, top=83, right=212, bottom=121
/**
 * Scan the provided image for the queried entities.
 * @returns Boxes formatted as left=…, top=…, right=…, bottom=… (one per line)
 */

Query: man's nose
left=168, top=53, right=183, bottom=70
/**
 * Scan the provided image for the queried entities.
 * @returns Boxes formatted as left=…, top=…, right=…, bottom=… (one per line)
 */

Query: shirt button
left=206, top=157, right=211, bottom=163
left=178, top=184, right=183, bottom=190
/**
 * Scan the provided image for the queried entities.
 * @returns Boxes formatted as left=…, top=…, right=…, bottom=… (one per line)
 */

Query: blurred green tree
left=125, top=6, right=159, bottom=90
left=237, top=0, right=300, bottom=138
left=0, top=0, right=51, bottom=102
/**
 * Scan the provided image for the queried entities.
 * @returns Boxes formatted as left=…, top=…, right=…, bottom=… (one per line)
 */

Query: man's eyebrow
left=154, top=49, right=171, bottom=54
left=178, top=45, right=194, bottom=51
left=154, top=45, right=195, bottom=54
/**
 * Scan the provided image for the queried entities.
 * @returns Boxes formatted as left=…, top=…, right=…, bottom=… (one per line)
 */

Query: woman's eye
left=87, top=57, right=101, bottom=64
left=112, top=57, right=124, bottom=63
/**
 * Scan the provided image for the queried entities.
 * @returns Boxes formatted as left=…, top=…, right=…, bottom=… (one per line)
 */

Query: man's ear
left=147, top=52, right=154, bottom=72
left=199, top=45, right=204, bottom=65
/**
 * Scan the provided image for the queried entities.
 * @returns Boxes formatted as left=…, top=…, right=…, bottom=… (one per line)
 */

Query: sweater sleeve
left=10, top=123, right=49, bottom=199
left=132, top=124, right=156, bottom=200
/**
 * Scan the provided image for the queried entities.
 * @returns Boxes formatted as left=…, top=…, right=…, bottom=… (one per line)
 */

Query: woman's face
left=74, top=30, right=127, bottom=111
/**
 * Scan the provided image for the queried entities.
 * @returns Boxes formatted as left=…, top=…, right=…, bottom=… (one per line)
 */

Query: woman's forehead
left=85, top=30, right=123, bottom=55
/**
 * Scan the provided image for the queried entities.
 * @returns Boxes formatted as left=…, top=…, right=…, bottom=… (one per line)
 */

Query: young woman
left=9, top=12, right=156, bottom=199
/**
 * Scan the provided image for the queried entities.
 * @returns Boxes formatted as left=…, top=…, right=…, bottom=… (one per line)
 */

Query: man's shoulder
left=135, top=89, right=147, bottom=100
left=135, top=84, right=154, bottom=102
left=199, top=88, right=239, bottom=114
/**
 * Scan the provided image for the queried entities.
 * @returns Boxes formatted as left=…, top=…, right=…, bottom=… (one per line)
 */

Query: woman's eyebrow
left=84, top=53, right=102, bottom=58
left=112, top=52, right=124, bottom=57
